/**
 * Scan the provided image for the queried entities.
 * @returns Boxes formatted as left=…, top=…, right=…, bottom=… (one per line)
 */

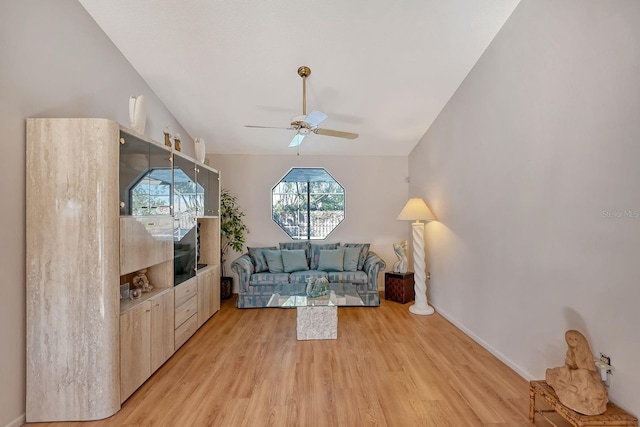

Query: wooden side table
left=384, top=272, right=415, bottom=303
left=529, top=380, right=638, bottom=427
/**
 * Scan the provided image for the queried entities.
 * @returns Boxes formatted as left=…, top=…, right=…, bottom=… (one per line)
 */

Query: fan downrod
left=297, top=66, right=311, bottom=78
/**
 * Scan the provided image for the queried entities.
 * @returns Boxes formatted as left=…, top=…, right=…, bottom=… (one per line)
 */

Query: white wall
left=0, top=2, right=192, bottom=426
left=410, top=0, right=640, bottom=416
left=208, top=154, right=409, bottom=288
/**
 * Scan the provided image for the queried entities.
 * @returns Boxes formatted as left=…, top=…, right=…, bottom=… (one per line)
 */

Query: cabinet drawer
left=174, top=313, right=198, bottom=350
left=175, top=295, right=197, bottom=328
left=174, top=277, right=197, bottom=307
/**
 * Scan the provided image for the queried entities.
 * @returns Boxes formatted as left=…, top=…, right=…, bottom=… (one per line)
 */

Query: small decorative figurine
left=132, top=268, right=153, bottom=293
left=306, top=277, right=330, bottom=298
left=393, top=240, right=408, bottom=273
left=545, top=330, right=608, bottom=415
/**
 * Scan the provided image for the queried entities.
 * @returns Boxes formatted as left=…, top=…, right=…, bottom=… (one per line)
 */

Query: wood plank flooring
left=26, top=295, right=562, bottom=426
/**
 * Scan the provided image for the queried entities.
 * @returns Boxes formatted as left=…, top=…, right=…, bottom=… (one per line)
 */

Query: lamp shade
left=397, top=198, right=435, bottom=222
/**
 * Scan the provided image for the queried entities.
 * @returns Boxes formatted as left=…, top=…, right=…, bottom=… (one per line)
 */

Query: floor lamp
left=397, top=198, right=435, bottom=315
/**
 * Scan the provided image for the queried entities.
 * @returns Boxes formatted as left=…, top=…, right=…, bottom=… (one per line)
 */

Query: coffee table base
left=296, top=306, right=337, bottom=340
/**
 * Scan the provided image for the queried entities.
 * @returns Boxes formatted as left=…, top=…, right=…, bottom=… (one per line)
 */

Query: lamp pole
left=409, top=220, right=434, bottom=315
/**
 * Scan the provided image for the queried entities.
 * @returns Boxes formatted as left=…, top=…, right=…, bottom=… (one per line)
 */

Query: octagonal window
left=272, top=168, right=345, bottom=240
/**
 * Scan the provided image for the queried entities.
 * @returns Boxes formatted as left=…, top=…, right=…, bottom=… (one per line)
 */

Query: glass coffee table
left=267, top=283, right=364, bottom=340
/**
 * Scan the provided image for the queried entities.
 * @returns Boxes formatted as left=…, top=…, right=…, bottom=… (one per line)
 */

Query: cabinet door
left=211, top=266, right=221, bottom=314
left=119, top=134, right=149, bottom=215
left=197, top=274, right=208, bottom=327
left=197, top=272, right=212, bottom=327
left=196, top=166, right=220, bottom=217
left=119, top=132, right=172, bottom=216
left=198, top=267, right=221, bottom=326
left=150, top=291, right=174, bottom=373
left=120, top=302, right=151, bottom=403
left=120, top=216, right=174, bottom=275
left=173, top=154, right=198, bottom=285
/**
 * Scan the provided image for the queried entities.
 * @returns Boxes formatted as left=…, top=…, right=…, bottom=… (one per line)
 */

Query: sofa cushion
left=343, top=247, right=361, bottom=272
left=248, top=246, right=277, bottom=273
left=282, top=249, right=309, bottom=273
left=343, top=243, right=370, bottom=270
left=250, top=272, right=291, bottom=285
left=308, top=243, right=340, bottom=269
left=279, top=241, right=311, bottom=263
left=318, top=249, right=345, bottom=272
left=327, top=271, right=368, bottom=285
left=264, top=249, right=284, bottom=273
left=289, top=270, right=329, bottom=284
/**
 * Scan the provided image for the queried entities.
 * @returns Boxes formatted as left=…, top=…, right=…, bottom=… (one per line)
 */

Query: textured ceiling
left=79, top=0, right=520, bottom=156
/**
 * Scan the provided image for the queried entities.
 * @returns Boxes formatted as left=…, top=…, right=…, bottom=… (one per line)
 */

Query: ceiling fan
left=245, top=66, right=359, bottom=147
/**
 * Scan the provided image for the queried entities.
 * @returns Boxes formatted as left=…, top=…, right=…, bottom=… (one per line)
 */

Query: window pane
left=272, top=168, right=344, bottom=240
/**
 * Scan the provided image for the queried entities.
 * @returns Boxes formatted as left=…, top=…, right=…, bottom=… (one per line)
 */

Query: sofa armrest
left=363, top=251, right=386, bottom=291
left=231, top=254, right=253, bottom=293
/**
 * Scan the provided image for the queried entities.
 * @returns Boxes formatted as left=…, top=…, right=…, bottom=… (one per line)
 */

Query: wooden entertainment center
left=26, top=118, right=221, bottom=422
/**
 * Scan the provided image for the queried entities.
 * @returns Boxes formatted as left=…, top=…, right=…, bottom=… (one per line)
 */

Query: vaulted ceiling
left=79, top=0, right=520, bottom=156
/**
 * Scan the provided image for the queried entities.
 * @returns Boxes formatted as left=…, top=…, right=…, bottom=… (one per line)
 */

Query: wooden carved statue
left=545, top=330, right=608, bottom=415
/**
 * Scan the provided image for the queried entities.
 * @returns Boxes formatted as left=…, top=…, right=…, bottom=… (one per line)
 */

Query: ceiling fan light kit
left=246, top=66, right=359, bottom=147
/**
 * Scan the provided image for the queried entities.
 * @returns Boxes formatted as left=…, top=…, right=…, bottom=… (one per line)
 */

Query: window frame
left=271, top=167, right=346, bottom=240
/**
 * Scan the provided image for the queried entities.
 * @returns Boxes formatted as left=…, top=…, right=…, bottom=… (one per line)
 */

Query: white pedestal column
left=409, top=221, right=435, bottom=315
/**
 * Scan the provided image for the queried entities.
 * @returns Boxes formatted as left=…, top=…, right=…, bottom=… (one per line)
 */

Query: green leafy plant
left=220, top=189, right=249, bottom=276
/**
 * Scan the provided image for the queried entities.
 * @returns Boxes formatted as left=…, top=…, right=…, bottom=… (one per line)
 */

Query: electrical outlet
left=598, top=353, right=612, bottom=387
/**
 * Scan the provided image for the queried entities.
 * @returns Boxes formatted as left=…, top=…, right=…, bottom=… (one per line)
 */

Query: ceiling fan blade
left=245, top=125, right=293, bottom=130
left=304, top=110, right=328, bottom=128
left=314, top=128, right=359, bottom=139
left=288, top=133, right=306, bottom=147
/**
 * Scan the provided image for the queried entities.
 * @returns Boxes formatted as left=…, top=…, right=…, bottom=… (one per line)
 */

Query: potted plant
left=220, top=189, right=249, bottom=299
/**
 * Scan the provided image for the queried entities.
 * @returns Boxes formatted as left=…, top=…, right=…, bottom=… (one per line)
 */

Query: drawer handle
left=147, top=223, right=155, bottom=226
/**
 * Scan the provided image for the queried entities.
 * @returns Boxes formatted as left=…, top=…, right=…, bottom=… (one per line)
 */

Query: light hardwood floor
left=27, top=295, right=563, bottom=427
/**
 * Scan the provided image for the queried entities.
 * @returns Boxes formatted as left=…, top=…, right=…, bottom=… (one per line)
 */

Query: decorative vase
left=194, top=138, right=206, bottom=163
left=128, top=95, right=146, bottom=134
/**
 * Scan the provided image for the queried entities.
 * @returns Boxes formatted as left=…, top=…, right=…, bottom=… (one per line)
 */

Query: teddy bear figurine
left=132, top=269, right=153, bottom=293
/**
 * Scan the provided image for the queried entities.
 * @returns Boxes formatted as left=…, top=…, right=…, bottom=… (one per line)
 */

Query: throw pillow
left=318, top=249, right=345, bottom=272
left=281, top=249, right=310, bottom=273
left=343, top=246, right=361, bottom=272
left=310, top=242, right=340, bottom=270
left=248, top=246, right=277, bottom=273
left=343, top=243, right=370, bottom=270
left=279, top=241, right=311, bottom=265
left=264, top=249, right=284, bottom=273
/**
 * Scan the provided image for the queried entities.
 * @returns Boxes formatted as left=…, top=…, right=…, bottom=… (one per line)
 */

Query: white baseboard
left=433, top=304, right=535, bottom=381
left=4, top=413, right=25, bottom=427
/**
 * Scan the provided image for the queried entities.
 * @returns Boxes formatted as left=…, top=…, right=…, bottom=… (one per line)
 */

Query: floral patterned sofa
left=231, top=241, right=386, bottom=308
